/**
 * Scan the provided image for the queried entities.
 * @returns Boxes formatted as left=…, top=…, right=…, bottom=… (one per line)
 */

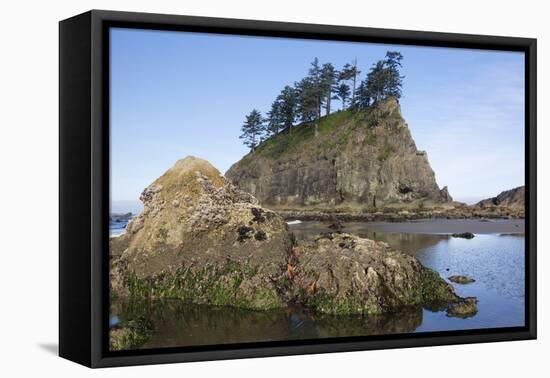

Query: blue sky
left=110, top=27, right=525, bottom=210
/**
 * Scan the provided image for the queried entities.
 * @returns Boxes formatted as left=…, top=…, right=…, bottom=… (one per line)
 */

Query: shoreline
left=275, top=206, right=524, bottom=223
left=340, top=219, right=525, bottom=235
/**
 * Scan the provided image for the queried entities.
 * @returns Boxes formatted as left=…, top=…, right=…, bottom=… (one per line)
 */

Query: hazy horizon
left=110, top=28, right=525, bottom=209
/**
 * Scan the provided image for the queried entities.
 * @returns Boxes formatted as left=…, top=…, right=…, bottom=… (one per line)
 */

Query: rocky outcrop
left=448, top=275, right=475, bottom=284
left=110, top=212, right=133, bottom=223
left=476, top=186, right=525, bottom=209
left=286, top=232, right=472, bottom=316
left=446, top=298, right=478, bottom=318
left=111, top=156, right=473, bottom=317
left=451, top=232, right=475, bottom=239
left=110, top=156, right=292, bottom=311
left=226, top=98, right=452, bottom=210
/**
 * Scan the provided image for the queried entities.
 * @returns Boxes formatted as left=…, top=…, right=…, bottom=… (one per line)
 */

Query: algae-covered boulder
left=110, top=156, right=292, bottom=311
left=287, top=233, right=466, bottom=316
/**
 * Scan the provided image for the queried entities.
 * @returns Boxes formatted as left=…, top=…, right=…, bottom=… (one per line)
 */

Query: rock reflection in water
left=111, top=299, right=423, bottom=349
left=289, top=221, right=447, bottom=254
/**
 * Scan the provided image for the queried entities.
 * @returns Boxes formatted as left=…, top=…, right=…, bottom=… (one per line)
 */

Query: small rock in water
left=446, top=297, right=478, bottom=318
left=328, top=221, right=344, bottom=231
left=448, top=275, right=475, bottom=284
left=451, top=232, right=475, bottom=239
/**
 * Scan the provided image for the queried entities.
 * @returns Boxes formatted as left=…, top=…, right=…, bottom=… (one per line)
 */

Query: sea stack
left=476, top=186, right=525, bottom=209
left=226, top=97, right=452, bottom=209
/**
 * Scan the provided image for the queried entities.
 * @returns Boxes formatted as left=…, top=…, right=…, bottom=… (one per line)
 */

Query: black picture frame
left=59, top=9, right=537, bottom=368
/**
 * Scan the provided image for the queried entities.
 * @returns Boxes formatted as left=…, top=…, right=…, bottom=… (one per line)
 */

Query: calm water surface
left=111, top=220, right=525, bottom=349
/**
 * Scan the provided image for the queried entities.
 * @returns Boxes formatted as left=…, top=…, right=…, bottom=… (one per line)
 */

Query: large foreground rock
left=110, top=156, right=292, bottom=311
left=226, top=98, right=452, bottom=209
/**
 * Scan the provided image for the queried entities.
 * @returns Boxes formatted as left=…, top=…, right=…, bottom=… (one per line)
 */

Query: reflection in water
left=289, top=221, right=447, bottom=254
left=111, top=220, right=525, bottom=350
left=111, top=299, right=423, bottom=349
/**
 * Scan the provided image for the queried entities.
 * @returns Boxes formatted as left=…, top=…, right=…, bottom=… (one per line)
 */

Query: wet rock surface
left=286, top=232, right=470, bottom=316
left=448, top=275, right=476, bottom=284
left=446, top=297, right=478, bottom=318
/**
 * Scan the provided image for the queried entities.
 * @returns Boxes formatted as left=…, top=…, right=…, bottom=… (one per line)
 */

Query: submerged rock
left=446, top=297, right=478, bottom=318
left=287, top=232, right=467, bottom=316
left=451, top=232, right=475, bottom=239
left=110, top=156, right=292, bottom=311
left=448, top=275, right=475, bottom=284
left=327, top=220, right=344, bottom=231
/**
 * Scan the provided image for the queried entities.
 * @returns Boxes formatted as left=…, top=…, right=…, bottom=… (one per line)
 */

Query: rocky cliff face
left=476, top=186, right=525, bottom=209
left=226, top=98, right=451, bottom=209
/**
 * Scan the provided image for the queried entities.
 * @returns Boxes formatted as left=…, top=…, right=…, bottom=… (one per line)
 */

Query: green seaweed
left=109, top=316, right=154, bottom=351
left=120, top=262, right=283, bottom=311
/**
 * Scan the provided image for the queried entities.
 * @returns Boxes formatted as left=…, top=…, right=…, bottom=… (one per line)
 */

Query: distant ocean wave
left=110, top=213, right=134, bottom=237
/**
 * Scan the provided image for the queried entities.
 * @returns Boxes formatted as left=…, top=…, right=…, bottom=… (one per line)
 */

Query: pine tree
left=365, top=61, right=388, bottom=104
left=239, top=109, right=264, bottom=152
left=355, top=79, right=370, bottom=109
left=265, top=100, right=283, bottom=136
left=362, top=51, right=405, bottom=105
left=307, top=58, right=325, bottom=136
left=350, top=58, right=361, bottom=107
left=339, top=59, right=361, bottom=108
left=321, top=63, right=338, bottom=116
left=383, top=51, right=404, bottom=99
left=336, top=82, right=351, bottom=110
left=295, top=77, right=317, bottom=124
left=278, top=85, right=299, bottom=132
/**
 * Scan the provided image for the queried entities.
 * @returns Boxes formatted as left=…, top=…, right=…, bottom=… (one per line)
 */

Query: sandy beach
left=356, top=219, right=525, bottom=234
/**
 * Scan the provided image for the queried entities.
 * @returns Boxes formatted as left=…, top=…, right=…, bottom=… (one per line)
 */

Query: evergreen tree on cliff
left=355, top=79, right=371, bottom=109
left=278, top=85, right=299, bottom=133
left=339, top=58, right=361, bottom=107
left=239, top=109, right=264, bottom=152
left=383, top=51, right=404, bottom=98
left=336, top=82, right=351, bottom=110
left=295, top=77, right=317, bottom=123
left=266, top=86, right=299, bottom=137
left=320, top=63, right=338, bottom=116
left=306, top=58, right=326, bottom=136
left=359, top=51, right=404, bottom=107
left=266, top=100, right=283, bottom=136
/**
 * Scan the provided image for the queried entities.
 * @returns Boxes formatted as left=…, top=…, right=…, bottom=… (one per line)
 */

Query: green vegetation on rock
left=109, top=317, right=154, bottom=351
left=122, top=262, right=283, bottom=311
